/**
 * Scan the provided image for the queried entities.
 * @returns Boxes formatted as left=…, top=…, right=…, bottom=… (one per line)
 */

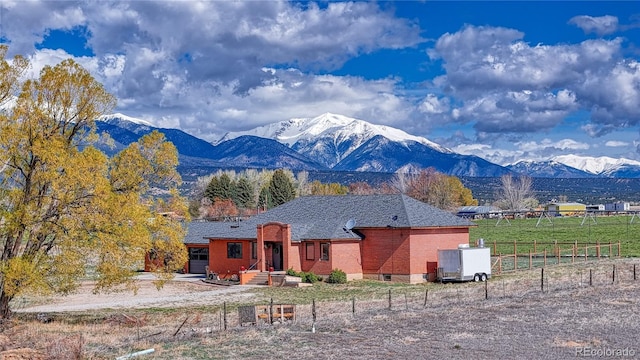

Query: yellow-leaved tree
left=0, top=46, right=187, bottom=318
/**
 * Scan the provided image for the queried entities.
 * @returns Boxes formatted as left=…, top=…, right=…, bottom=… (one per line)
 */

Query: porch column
left=257, top=224, right=266, bottom=271
left=283, top=224, right=291, bottom=271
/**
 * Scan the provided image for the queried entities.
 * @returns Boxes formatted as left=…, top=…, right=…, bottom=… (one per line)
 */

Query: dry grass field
left=2, top=258, right=639, bottom=359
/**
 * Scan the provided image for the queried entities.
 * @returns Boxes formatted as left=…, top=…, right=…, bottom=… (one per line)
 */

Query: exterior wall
left=288, top=242, right=301, bottom=272
left=407, top=228, right=468, bottom=281
left=360, top=228, right=411, bottom=278
left=300, top=240, right=363, bottom=279
left=207, top=239, right=253, bottom=275
left=360, top=227, right=469, bottom=283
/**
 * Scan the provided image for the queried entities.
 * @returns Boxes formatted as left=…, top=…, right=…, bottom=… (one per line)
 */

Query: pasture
left=469, top=213, right=640, bottom=257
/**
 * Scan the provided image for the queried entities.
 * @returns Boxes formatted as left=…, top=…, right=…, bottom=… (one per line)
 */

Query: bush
left=286, top=268, right=320, bottom=283
left=301, top=271, right=320, bottom=283
left=327, top=269, right=347, bottom=284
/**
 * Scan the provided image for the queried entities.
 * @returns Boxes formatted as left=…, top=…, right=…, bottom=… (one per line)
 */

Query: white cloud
left=569, top=15, right=619, bottom=36
left=605, top=140, right=629, bottom=147
left=517, top=138, right=589, bottom=152
left=428, top=24, right=638, bottom=138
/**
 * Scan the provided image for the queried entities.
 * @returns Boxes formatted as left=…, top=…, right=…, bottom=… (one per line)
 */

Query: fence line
left=490, top=241, right=620, bottom=274
left=185, top=260, right=637, bottom=335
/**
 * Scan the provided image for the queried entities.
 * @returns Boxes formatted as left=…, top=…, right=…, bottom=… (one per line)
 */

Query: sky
left=1, top=1, right=640, bottom=165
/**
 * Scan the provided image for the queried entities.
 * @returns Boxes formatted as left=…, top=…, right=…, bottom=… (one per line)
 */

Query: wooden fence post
left=634, top=264, right=637, bottom=281
left=612, top=265, right=616, bottom=284
left=584, top=245, right=588, bottom=262
left=618, top=242, right=621, bottom=257
left=223, top=302, right=227, bottom=331
left=423, top=289, right=428, bottom=308
left=388, top=289, right=392, bottom=310
left=589, top=269, right=593, bottom=286
left=541, top=268, right=544, bottom=292
left=352, top=297, right=356, bottom=316
left=609, top=242, right=612, bottom=258
left=494, top=240, right=497, bottom=256
left=485, top=279, right=488, bottom=300
left=269, top=298, right=274, bottom=324
left=312, top=299, right=317, bottom=323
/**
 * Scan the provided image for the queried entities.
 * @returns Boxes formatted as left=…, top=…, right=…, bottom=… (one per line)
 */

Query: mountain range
left=96, top=112, right=640, bottom=179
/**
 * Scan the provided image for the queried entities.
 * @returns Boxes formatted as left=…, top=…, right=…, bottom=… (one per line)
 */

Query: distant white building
left=604, top=202, right=630, bottom=212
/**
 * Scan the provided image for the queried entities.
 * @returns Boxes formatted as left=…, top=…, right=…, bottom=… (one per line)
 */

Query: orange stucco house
left=182, top=194, right=476, bottom=284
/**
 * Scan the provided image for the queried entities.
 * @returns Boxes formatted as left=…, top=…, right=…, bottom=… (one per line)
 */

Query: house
left=182, top=194, right=476, bottom=284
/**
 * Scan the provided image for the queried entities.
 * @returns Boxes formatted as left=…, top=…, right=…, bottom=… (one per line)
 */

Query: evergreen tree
left=268, top=169, right=297, bottom=207
left=205, top=176, right=220, bottom=202
left=235, top=177, right=255, bottom=209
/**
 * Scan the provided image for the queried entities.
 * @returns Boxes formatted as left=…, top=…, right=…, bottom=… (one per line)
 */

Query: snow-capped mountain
left=99, top=113, right=154, bottom=127
left=334, top=135, right=509, bottom=176
left=552, top=155, right=640, bottom=177
left=217, top=113, right=451, bottom=168
left=506, top=160, right=597, bottom=178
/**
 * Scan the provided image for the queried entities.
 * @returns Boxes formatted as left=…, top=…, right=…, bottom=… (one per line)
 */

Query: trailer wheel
left=473, top=274, right=480, bottom=282
left=480, top=273, right=488, bottom=282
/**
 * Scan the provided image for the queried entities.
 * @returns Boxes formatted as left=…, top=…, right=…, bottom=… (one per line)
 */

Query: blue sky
left=2, top=1, right=640, bottom=165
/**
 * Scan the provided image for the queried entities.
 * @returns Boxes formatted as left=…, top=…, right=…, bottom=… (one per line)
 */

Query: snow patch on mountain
left=552, top=155, right=640, bottom=175
left=219, top=113, right=448, bottom=148
left=217, top=113, right=451, bottom=168
left=99, top=113, right=154, bottom=127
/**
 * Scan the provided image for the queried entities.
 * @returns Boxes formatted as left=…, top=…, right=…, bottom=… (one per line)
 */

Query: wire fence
left=191, top=260, right=638, bottom=333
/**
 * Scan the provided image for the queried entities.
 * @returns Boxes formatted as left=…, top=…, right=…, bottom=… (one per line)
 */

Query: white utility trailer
left=437, top=245, right=491, bottom=282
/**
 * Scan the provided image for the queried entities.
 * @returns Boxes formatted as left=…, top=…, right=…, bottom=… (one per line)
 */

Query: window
left=306, top=243, right=315, bottom=260
left=227, top=242, right=243, bottom=259
left=251, top=242, right=257, bottom=259
left=321, top=242, right=329, bottom=261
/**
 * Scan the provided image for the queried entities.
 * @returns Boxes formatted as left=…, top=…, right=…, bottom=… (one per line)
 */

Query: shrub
left=286, top=268, right=320, bottom=283
left=327, top=269, right=347, bottom=284
left=302, top=271, right=320, bottom=283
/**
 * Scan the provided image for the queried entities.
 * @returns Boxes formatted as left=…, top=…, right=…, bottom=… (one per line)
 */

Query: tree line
left=190, top=167, right=479, bottom=220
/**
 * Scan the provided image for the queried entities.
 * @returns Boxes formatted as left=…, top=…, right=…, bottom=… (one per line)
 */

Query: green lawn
left=469, top=214, right=640, bottom=257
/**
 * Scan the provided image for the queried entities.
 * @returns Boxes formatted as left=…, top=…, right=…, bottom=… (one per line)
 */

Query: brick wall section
left=300, top=240, right=362, bottom=279
left=207, top=239, right=252, bottom=275
left=408, top=227, right=468, bottom=274
left=360, top=227, right=469, bottom=282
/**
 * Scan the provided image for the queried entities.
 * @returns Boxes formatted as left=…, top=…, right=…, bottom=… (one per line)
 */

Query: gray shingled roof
left=184, top=194, right=475, bottom=244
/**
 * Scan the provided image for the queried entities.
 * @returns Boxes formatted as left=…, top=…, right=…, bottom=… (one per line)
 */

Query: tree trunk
left=0, top=290, right=12, bottom=319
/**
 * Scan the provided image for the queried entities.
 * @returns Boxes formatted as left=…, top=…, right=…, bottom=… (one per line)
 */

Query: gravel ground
left=12, top=274, right=259, bottom=313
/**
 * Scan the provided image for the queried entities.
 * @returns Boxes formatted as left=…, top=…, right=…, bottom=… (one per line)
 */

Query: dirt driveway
left=13, top=273, right=258, bottom=313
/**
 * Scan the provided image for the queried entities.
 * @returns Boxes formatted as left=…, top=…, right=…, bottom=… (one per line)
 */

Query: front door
left=272, top=243, right=283, bottom=271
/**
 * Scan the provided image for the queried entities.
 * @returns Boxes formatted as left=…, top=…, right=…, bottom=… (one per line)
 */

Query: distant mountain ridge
left=95, top=113, right=640, bottom=178
left=217, top=113, right=451, bottom=168
left=217, top=112, right=508, bottom=176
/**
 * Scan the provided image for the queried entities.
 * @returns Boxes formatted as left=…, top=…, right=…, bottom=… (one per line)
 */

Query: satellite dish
left=345, top=219, right=356, bottom=231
